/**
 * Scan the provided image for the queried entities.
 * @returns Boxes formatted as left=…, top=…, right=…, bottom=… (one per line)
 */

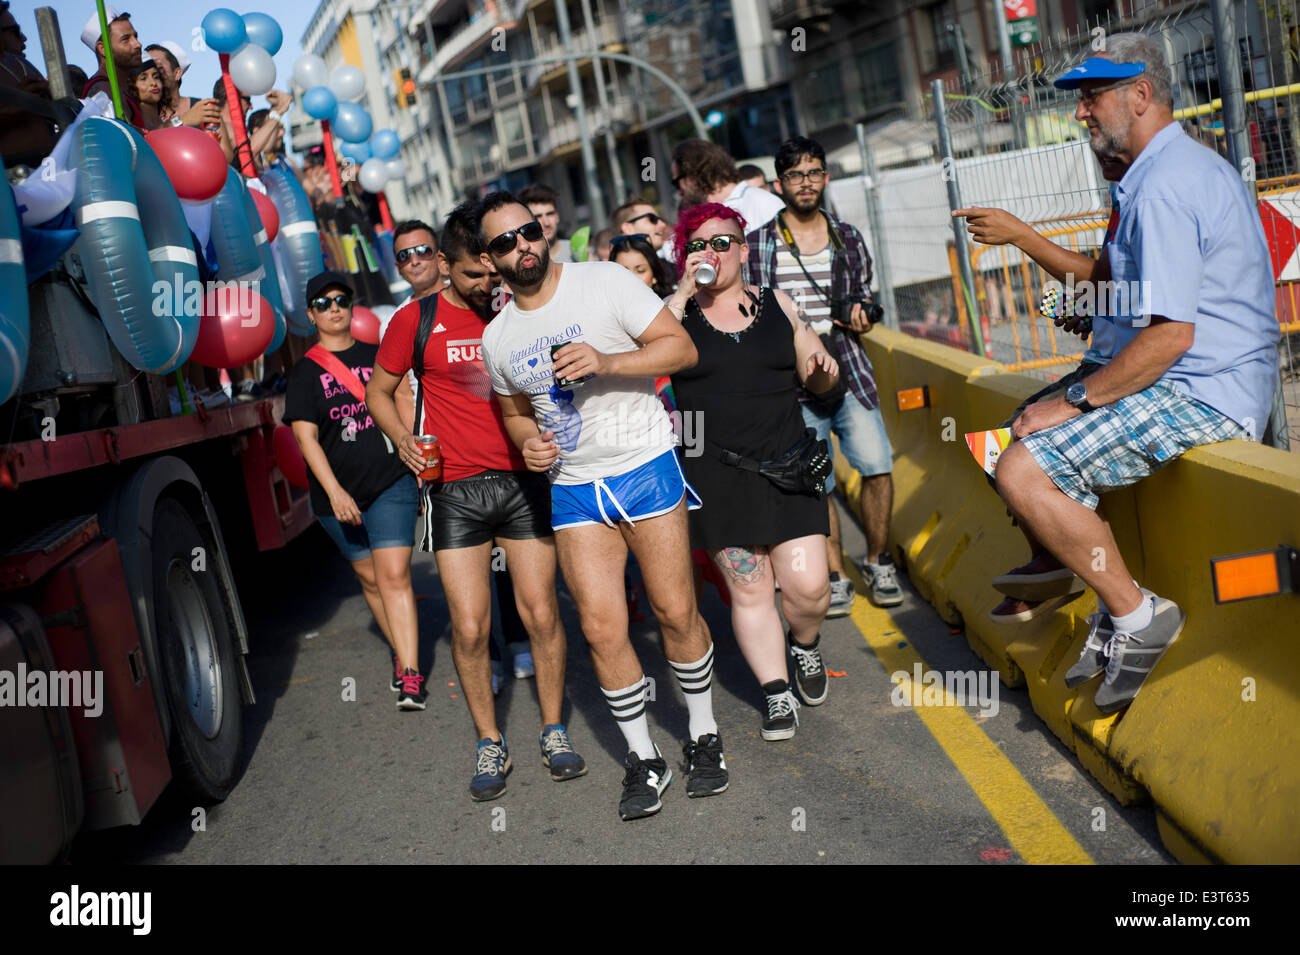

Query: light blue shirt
left=1108, top=122, right=1279, bottom=430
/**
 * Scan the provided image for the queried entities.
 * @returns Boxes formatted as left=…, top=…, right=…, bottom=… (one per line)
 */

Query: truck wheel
left=150, top=497, right=243, bottom=802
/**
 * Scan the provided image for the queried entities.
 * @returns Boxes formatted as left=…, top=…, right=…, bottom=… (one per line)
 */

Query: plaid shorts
left=1020, top=380, right=1244, bottom=510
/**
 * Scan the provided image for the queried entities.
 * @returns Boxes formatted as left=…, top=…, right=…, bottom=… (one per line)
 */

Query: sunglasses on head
left=310, top=293, right=352, bottom=311
left=627, top=211, right=662, bottom=226
left=610, top=233, right=649, bottom=249
left=487, top=220, right=545, bottom=256
left=684, top=234, right=740, bottom=255
left=395, top=244, right=435, bottom=265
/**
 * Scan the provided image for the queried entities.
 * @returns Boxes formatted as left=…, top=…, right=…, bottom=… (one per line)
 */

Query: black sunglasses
left=310, top=293, right=352, bottom=311
left=487, top=220, right=544, bottom=256
left=627, top=211, right=662, bottom=226
left=395, top=244, right=435, bottom=264
left=610, top=233, right=649, bottom=249
left=684, top=235, right=740, bottom=255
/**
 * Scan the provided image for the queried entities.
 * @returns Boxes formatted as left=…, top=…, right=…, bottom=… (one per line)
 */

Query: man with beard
left=477, top=191, right=730, bottom=821
left=368, top=204, right=588, bottom=801
left=671, top=138, right=783, bottom=228
left=987, top=34, right=1277, bottom=713
left=747, top=136, right=900, bottom=617
left=80, top=7, right=144, bottom=128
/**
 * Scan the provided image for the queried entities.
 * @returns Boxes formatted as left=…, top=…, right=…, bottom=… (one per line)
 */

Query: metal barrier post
left=857, top=124, right=898, bottom=330
left=932, top=80, right=988, bottom=357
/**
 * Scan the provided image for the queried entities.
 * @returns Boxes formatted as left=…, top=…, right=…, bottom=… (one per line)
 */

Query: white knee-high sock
left=669, top=644, right=718, bottom=740
left=602, top=677, right=656, bottom=759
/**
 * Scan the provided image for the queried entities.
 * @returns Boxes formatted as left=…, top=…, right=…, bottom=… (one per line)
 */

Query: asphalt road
left=72, top=501, right=1172, bottom=865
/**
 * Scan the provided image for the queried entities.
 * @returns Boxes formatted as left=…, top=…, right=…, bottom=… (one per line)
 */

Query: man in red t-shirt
left=368, top=203, right=586, bottom=802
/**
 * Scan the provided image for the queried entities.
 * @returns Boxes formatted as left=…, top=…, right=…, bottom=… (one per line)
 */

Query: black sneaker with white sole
left=619, top=746, right=672, bottom=820
left=787, top=630, right=828, bottom=705
left=682, top=733, right=728, bottom=797
left=396, top=669, right=427, bottom=710
left=760, top=680, right=801, bottom=741
left=389, top=649, right=402, bottom=692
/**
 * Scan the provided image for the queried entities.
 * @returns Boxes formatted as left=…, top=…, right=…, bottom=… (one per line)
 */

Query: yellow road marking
left=847, top=567, right=1093, bottom=865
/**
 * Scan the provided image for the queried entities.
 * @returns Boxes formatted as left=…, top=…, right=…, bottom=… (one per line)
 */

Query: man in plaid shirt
left=747, top=136, right=902, bottom=614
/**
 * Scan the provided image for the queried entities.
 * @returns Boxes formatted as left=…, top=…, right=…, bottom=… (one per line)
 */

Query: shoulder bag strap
left=306, top=345, right=367, bottom=402
left=410, top=293, right=440, bottom=434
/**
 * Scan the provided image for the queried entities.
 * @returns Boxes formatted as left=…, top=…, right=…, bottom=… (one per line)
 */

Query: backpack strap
left=306, top=345, right=366, bottom=402
left=410, top=293, right=440, bottom=434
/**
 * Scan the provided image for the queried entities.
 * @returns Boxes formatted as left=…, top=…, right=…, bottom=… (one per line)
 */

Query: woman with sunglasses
left=665, top=203, right=840, bottom=741
left=283, top=271, right=425, bottom=709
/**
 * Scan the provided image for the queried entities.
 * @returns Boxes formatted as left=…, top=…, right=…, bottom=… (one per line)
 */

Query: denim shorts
left=800, top=392, right=893, bottom=493
left=316, top=474, right=419, bottom=562
left=1020, top=381, right=1244, bottom=510
left=551, top=448, right=702, bottom=530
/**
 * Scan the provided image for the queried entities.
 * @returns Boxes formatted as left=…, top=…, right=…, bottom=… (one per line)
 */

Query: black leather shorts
left=420, top=470, right=552, bottom=552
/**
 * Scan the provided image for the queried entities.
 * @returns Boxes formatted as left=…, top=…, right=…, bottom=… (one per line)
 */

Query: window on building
left=856, top=40, right=903, bottom=114
left=924, top=0, right=957, bottom=72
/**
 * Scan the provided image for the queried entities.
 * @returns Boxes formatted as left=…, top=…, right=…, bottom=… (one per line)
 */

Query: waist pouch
left=707, top=428, right=831, bottom=497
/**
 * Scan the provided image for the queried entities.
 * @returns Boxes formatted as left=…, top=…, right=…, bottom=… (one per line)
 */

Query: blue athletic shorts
left=550, top=448, right=702, bottom=530
left=316, top=474, right=419, bottom=562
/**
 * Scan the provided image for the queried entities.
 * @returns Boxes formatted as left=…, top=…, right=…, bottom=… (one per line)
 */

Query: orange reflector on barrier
left=897, top=386, right=929, bottom=411
left=1210, top=546, right=1297, bottom=603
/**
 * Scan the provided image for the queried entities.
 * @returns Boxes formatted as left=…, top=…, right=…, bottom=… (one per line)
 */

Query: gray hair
left=1101, top=32, right=1174, bottom=108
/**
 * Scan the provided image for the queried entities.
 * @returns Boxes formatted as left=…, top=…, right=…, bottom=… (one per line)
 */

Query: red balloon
left=250, top=188, right=280, bottom=242
left=190, top=288, right=276, bottom=367
left=146, top=126, right=228, bottom=201
left=273, top=424, right=309, bottom=489
left=350, top=305, right=380, bottom=344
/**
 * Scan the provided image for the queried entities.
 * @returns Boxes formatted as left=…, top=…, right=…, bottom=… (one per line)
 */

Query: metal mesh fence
left=853, top=1, right=1299, bottom=449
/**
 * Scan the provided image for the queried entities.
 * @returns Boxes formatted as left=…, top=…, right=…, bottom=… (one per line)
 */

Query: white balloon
left=292, top=54, right=329, bottom=91
left=359, top=157, right=389, bottom=193
left=330, top=65, right=366, bottom=102
left=383, top=157, right=406, bottom=181
left=230, top=42, right=277, bottom=96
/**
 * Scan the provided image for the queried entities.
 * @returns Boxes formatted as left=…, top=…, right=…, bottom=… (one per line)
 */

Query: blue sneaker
left=539, top=724, right=588, bottom=781
left=469, top=736, right=511, bottom=802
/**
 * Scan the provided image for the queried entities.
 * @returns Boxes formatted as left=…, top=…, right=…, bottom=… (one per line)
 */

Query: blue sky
left=14, top=2, right=315, bottom=109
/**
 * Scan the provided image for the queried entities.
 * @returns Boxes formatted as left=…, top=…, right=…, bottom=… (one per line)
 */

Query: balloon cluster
left=201, top=9, right=282, bottom=96
left=292, top=53, right=406, bottom=193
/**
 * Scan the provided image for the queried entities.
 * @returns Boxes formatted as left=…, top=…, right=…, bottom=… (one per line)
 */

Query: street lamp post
left=555, top=0, right=605, bottom=227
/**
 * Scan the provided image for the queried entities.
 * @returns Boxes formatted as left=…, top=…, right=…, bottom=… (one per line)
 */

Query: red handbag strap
left=306, top=345, right=367, bottom=402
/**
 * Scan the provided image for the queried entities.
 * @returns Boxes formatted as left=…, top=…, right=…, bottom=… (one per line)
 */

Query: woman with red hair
left=663, top=203, right=842, bottom=741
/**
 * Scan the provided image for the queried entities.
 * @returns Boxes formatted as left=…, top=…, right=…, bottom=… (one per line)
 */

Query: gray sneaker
left=1093, top=596, right=1186, bottom=714
left=863, top=554, right=904, bottom=607
left=1064, top=612, right=1113, bottom=687
left=827, top=574, right=855, bottom=618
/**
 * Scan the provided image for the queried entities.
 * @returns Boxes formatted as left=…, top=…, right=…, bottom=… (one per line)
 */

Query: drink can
left=695, top=251, right=718, bottom=286
left=202, top=121, right=221, bottom=142
left=414, top=435, right=442, bottom=481
left=550, top=341, right=594, bottom=387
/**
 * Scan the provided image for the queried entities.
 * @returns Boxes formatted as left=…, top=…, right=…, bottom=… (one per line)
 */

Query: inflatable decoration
left=358, top=157, right=388, bottom=194
left=350, top=305, right=380, bottom=345
left=229, top=42, right=276, bottom=97
left=330, top=65, right=365, bottom=102
left=242, top=12, right=283, bottom=56
left=69, top=117, right=201, bottom=373
left=200, top=8, right=247, bottom=55
left=263, top=165, right=323, bottom=336
left=146, top=125, right=228, bottom=201
left=208, top=168, right=287, bottom=358
left=302, top=85, right=338, bottom=122
left=340, top=140, right=371, bottom=164
left=1, top=184, right=30, bottom=403
left=292, top=54, right=328, bottom=91
left=273, top=423, right=309, bottom=488
left=249, top=188, right=280, bottom=242
left=332, top=101, right=372, bottom=144
left=383, top=157, right=406, bottom=181
left=370, top=128, right=399, bottom=160
left=190, top=286, right=275, bottom=367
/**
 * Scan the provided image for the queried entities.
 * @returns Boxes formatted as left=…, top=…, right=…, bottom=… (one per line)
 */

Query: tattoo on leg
left=714, top=546, right=767, bottom=585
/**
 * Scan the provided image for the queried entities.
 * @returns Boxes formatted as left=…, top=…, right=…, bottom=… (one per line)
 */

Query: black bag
left=708, top=428, right=832, bottom=497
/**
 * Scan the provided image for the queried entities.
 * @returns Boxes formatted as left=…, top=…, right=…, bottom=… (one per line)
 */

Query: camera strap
left=777, top=210, right=842, bottom=310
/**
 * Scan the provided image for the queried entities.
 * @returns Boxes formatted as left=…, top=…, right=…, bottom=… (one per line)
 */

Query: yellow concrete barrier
left=838, top=327, right=1300, bottom=863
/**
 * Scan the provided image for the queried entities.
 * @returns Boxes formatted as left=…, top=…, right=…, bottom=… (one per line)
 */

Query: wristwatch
left=1065, top=381, right=1095, bottom=413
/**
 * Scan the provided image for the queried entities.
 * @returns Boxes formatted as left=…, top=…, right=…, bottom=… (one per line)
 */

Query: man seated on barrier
left=989, top=34, right=1279, bottom=713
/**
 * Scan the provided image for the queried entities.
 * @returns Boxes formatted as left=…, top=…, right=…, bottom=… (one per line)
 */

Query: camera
left=831, top=298, right=884, bottom=326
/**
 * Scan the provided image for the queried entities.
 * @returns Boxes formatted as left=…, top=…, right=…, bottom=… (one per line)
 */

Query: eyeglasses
left=486, top=220, right=544, bottom=256
left=610, top=233, right=649, bottom=249
left=1077, top=79, right=1138, bottom=107
left=780, top=169, right=826, bottom=185
left=627, top=211, right=662, bottom=226
left=310, top=293, right=352, bottom=311
left=395, top=244, right=435, bottom=265
left=684, top=234, right=740, bottom=255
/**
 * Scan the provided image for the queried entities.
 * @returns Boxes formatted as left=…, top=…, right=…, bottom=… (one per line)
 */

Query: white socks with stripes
left=669, top=644, right=718, bottom=741
left=602, top=678, right=656, bottom=760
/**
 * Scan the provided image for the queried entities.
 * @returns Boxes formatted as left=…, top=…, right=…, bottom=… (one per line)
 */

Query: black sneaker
left=760, top=679, right=801, bottom=740
left=618, top=745, right=672, bottom=821
left=682, top=732, right=729, bottom=797
left=233, top=378, right=264, bottom=403
left=396, top=668, right=427, bottom=710
left=389, top=649, right=402, bottom=692
left=787, top=630, right=828, bottom=705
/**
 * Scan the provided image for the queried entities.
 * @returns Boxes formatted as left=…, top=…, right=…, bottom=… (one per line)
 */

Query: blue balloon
left=370, top=129, right=400, bottom=160
left=243, top=13, right=283, bottom=56
left=332, top=101, right=373, bottom=144
left=302, top=85, right=338, bottom=122
left=201, top=8, right=247, bottom=55
left=340, top=141, right=371, bottom=164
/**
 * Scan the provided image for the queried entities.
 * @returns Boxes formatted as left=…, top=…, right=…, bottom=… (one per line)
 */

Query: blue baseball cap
left=1053, top=57, right=1146, bottom=90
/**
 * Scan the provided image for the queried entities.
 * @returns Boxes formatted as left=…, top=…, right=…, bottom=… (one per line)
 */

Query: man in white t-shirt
left=671, top=138, right=785, bottom=231
left=477, top=190, right=730, bottom=821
